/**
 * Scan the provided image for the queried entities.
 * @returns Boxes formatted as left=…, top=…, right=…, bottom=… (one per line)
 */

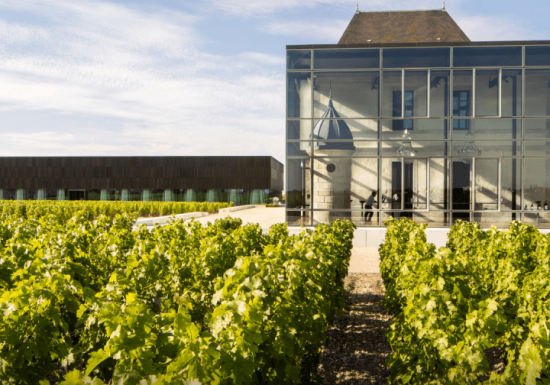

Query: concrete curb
left=219, top=205, right=258, bottom=214
left=135, top=212, right=208, bottom=226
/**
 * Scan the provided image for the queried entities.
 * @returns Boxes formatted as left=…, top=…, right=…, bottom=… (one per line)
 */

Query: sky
left=0, top=0, right=549, bottom=163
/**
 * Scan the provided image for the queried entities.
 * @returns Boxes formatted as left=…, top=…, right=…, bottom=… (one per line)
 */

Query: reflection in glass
left=452, top=119, right=521, bottom=141
left=382, top=71, right=401, bottom=118
left=314, top=72, right=379, bottom=118
left=473, top=213, right=518, bottom=228
left=524, top=119, right=550, bottom=139
left=25, top=189, right=37, bottom=200
left=286, top=210, right=311, bottom=226
left=453, top=71, right=473, bottom=126
left=429, top=158, right=450, bottom=212
left=314, top=49, right=379, bottom=69
left=314, top=211, right=379, bottom=226
left=2, top=189, right=16, bottom=200
left=287, top=120, right=312, bottom=140
left=381, top=211, right=450, bottom=226
left=502, top=69, right=522, bottom=117
left=405, top=71, right=427, bottom=118
left=287, top=72, right=312, bottom=118
left=525, top=69, right=550, bottom=116
left=313, top=141, right=378, bottom=158
left=475, top=70, right=499, bottom=117
left=430, top=70, right=450, bottom=117
left=524, top=159, right=550, bottom=214
left=524, top=141, right=550, bottom=156
left=452, top=160, right=472, bottom=223
left=381, top=119, right=449, bottom=141
left=475, top=159, right=499, bottom=211
left=453, top=46, right=521, bottom=67
left=381, top=141, right=448, bottom=157
left=287, top=50, right=311, bottom=70
left=525, top=46, right=550, bottom=67
left=383, top=48, right=450, bottom=68
left=87, top=189, right=101, bottom=200
left=312, top=158, right=353, bottom=224
left=287, top=142, right=309, bottom=157
left=452, top=141, right=521, bottom=156
left=501, top=158, right=521, bottom=212
left=287, top=159, right=310, bottom=209
left=350, top=158, right=378, bottom=223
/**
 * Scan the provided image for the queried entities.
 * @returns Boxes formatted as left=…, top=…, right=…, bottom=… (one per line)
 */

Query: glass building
left=286, top=8, right=550, bottom=228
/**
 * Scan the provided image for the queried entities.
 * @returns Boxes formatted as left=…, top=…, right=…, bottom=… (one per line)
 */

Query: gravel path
left=318, top=273, right=392, bottom=384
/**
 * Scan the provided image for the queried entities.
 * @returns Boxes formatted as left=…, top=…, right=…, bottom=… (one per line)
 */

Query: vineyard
left=0, top=210, right=355, bottom=384
left=380, top=218, right=550, bottom=384
left=0, top=200, right=233, bottom=222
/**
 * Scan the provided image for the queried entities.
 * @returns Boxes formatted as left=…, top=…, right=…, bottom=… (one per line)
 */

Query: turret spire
left=442, top=0, right=446, bottom=11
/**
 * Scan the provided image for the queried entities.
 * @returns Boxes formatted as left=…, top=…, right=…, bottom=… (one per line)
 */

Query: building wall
left=0, top=156, right=283, bottom=191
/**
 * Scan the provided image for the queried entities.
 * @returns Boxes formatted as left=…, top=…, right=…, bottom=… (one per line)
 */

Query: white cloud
left=453, top=13, right=544, bottom=41
left=264, top=19, right=349, bottom=42
left=206, top=0, right=455, bottom=17
left=0, top=0, right=286, bottom=161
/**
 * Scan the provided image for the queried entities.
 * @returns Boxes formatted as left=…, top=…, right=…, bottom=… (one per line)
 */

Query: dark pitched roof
left=338, top=9, right=470, bottom=44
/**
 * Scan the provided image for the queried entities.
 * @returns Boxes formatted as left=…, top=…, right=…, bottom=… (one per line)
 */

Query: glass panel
left=2, top=189, right=16, bottom=200
left=380, top=158, right=404, bottom=214
left=314, top=49, right=379, bottom=69
left=452, top=160, right=472, bottom=223
left=452, top=70, right=473, bottom=121
left=475, top=69, right=499, bottom=117
left=25, top=189, right=37, bottom=200
left=381, top=141, right=448, bottom=157
left=430, top=70, right=450, bottom=117
left=286, top=210, right=311, bottom=226
left=429, top=158, right=450, bottom=211
left=382, top=71, right=402, bottom=118
left=87, top=189, right=101, bottom=200
left=383, top=48, right=450, bottom=68
left=404, top=70, right=427, bottom=117
left=474, top=159, right=498, bottom=211
left=501, top=158, right=521, bottom=211
left=287, top=72, right=312, bottom=118
left=502, top=69, right=522, bottom=117
left=525, top=119, right=550, bottom=139
left=312, top=158, right=353, bottom=216
left=311, top=119, right=378, bottom=141
left=350, top=158, right=378, bottom=222
left=287, top=142, right=310, bottom=157
left=453, top=46, right=521, bottom=67
left=525, top=46, right=550, bottom=66
left=474, top=213, right=518, bottom=228
left=525, top=69, right=550, bottom=117
left=523, top=212, right=550, bottom=228
left=287, top=159, right=310, bottom=209
left=313, top=72, right=379, bottom=118
left=381, top=119, right=449, bottom=140
left=287, top=50, right=311, bottom=70
left=524, top=158, right=550, bottom=212
left=407, top=158, right=428, bottom=210
left=524, top=141, right=550, bottom=156
left=452, top=141, right=521, bottom=156
left=312, top=141, right=377, bottom=157
left=287, top=120, right=312, bottom=140
left=452, top=119, right=521, bottom=141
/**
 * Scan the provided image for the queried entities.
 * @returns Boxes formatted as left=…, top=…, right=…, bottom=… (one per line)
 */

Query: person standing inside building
left=365, top=191, right=377, bottom=222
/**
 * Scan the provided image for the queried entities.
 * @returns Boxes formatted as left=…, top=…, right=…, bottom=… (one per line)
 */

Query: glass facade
left=286, top=44, right=550, bottom=228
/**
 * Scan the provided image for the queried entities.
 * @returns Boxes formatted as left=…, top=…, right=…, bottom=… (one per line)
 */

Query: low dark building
left=0, top=156, right=283, bottom=203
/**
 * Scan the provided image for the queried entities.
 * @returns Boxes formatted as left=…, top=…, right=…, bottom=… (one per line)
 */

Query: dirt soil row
left=318, top=273, right=392, bottom=384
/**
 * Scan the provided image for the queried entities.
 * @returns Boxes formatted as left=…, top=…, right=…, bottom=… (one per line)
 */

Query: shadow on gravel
left=318, top=274, right=392, bottom=384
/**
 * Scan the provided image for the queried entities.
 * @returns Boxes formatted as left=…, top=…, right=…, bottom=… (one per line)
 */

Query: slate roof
left=339, top=9, right=470, bottom=44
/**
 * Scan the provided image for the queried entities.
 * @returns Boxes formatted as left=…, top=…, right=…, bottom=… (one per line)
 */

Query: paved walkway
left=194, top=206, right=380, bottom=274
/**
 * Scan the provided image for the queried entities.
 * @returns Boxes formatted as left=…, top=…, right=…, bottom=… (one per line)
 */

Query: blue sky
left=0, top=0, right=548, bottom=163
